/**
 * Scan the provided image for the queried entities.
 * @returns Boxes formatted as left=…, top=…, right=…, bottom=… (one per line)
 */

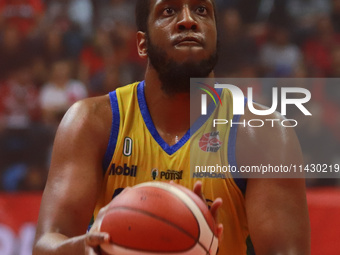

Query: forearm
left=33, top=233, right=86, bottom=255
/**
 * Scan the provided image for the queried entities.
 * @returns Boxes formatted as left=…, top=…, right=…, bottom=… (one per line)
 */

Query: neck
left=143, top=63, right=214, bottom=145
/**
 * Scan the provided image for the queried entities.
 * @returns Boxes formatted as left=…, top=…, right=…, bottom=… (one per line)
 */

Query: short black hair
left=135, top=0, right=217, bottom=33
left=136, top=0, right=151, bottom=33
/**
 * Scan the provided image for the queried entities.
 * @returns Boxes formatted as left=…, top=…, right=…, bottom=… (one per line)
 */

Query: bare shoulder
left=61, top=94, right=112, bottom=132
left=236, top=102, right=303, bottom=168
left=56, top=95, right=112, bottom=152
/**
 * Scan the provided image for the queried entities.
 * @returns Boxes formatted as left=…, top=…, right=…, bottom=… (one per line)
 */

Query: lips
left=173, top=35, right=203, bottom=46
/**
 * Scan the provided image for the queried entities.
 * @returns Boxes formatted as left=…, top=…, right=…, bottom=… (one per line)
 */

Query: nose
left=177, top=6, right=198, bottom=31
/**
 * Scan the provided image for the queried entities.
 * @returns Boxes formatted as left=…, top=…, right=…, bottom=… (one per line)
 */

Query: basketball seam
left=130, top=182, right=217, bottom=254
left=137, top=183, right=213, bottom=254
left=165, top=192, right=212, bottom=254
left=105, top=206, right=200, bottom=253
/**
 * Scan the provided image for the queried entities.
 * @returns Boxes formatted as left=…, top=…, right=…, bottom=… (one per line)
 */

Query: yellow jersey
left=93, top=81, right=254, bottom=255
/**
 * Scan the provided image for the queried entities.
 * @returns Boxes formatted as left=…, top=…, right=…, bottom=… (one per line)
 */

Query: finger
left=85, top=232, right=110, bottom=247
left=96, top=203, right=111, bottom=219
left=210, top=197, right=222, bottom=220
left=216, top=223, right=224, bottom=241
left=193, top=180, right=203, bottom=200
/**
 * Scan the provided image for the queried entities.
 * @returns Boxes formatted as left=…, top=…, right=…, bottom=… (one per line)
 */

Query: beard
left=146, top=35, right=218, bottom=95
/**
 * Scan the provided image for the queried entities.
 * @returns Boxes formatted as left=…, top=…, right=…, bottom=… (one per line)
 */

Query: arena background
left=0, top=0, right=339, bottom=254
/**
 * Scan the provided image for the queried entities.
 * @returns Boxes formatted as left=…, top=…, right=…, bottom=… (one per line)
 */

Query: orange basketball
left=99, top=182, right=218, bottom=255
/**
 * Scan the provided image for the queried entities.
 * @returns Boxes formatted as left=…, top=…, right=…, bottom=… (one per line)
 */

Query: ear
left=137, top=31, right=148, bottom=59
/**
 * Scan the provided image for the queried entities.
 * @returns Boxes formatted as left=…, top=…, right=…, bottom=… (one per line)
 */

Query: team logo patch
left=199, top=131, right=222, bottom=152
left=151, top=168, right=183, bottom=180
left=109, top=163, right=137, bottom=177
left=151, top=168, right=159, bottom=180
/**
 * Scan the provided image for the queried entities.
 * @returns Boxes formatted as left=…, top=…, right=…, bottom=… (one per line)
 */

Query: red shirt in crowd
left=0, top=80, right=41, bottom=128
left=0, top=0, right=45, bottom=37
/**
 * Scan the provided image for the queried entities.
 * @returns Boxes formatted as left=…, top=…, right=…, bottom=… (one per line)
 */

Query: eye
left=163, top=7, right=175, bottom=16
left=196, top=6, right=208, bottom=15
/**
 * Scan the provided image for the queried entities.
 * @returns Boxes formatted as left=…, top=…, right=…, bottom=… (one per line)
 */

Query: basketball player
left=33, top=0, right=310, bottom=254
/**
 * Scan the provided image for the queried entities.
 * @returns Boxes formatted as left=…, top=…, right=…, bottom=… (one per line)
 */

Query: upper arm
left=35, top=96, right=112, bottom=240
left=237, top=105, right=310, bottom=254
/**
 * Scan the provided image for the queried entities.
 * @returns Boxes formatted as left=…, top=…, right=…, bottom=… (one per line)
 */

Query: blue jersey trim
left=137, top=81, right=190, bottom=155
left=228, top=98, right=248, bottom=194
left=102, top=91, right=120, bottom=172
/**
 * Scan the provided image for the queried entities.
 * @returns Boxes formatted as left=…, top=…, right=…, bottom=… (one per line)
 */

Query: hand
left=85, top=204, right=111, bottom=254
left=193, top=180, right=223, bottom=240
left=85, top=187, right=132, bottom=254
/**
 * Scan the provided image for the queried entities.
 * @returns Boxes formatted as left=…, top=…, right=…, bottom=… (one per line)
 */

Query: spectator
left=97, top=0, right=136, bottom=28
left=43, top=0, right=92, bottom=45
left=331, top=0, right=340, bottom=33
left=30, top=25, right=70, bottom=87
left=0, top=62, right=45, bottom=172
left=214, top=8, right=259, bottom=77
left=0, top=0, right=45, bottom=39
left=2, top=163, right=47, bottom=191
left=259, top=24, right=303, bottom=77
left=330, top=45, right=340, bottom=76
left=258, top=1, right=330, bottom=29
left=40, top=59, right=88, bottom=127
left=0, top=25, right=33, bottom=81
left=257, top=0, right=331, bottom=46
left=303, top=16, right=340, bottom=76
left=67, top=0, right=93, bottom=38
left=323, top=82, right=340, bottom=142
left=0, top=62, right=40, bottom=130
left=78, top=27, right=113, bottom=92
left=40, top=1, right=84, bottom=59
left=78, top=26, right=142, bottom=95
left=96, top=0, right=143, bottom=67
left=286, top=0, right=331, bottom=30
left=38, top=26, right=69, bottom=67
left=237, top=0, right=262, bottom=25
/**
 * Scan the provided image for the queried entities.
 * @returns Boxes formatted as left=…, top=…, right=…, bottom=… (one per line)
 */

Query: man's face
left=146, top=0, right=218, bottom=94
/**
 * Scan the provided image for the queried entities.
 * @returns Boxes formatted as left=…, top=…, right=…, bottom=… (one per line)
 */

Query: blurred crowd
left=0, top=0, right=339, bottom=191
